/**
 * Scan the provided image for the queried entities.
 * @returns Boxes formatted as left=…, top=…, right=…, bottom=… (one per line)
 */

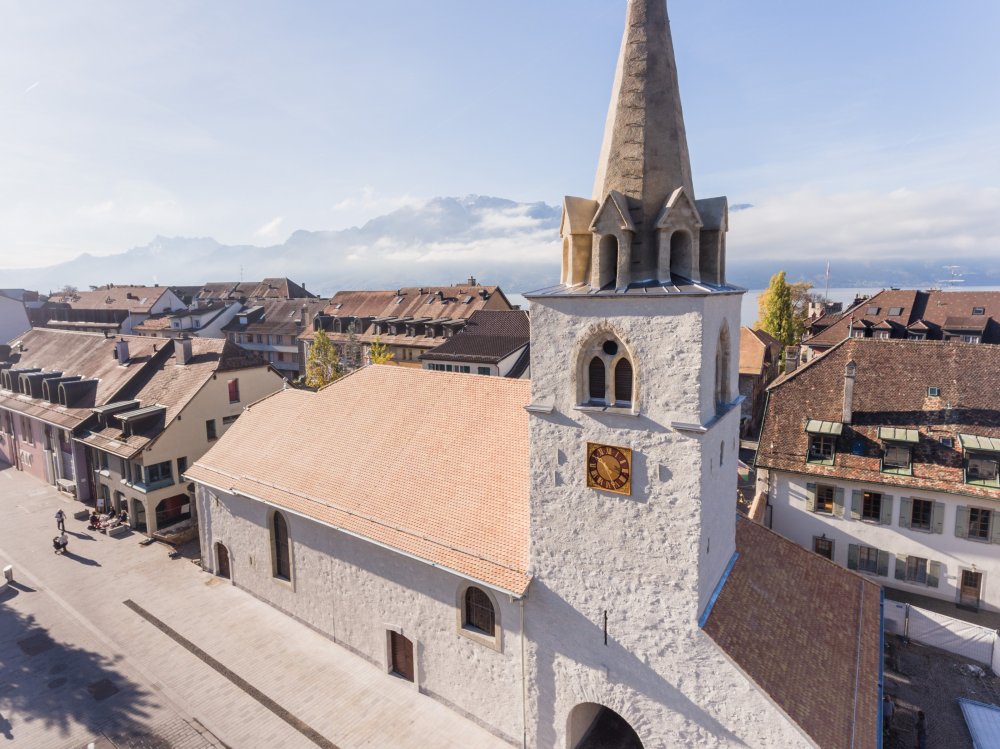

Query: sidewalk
left=0, top=464, right=511, bottom=749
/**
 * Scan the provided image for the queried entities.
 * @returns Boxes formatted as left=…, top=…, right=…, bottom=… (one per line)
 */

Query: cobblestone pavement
left=0, top=465, right=510, bottom=749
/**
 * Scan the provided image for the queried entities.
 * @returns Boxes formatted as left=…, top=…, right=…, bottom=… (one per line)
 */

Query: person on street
left=55, top=508, right=65, bottom=532
left=915, top=710, right=927, bottom=749
left=52, top=533, right=68, bottom=554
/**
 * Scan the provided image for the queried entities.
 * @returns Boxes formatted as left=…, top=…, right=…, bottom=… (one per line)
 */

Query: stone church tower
left=523, top=2, right=802, bottom=747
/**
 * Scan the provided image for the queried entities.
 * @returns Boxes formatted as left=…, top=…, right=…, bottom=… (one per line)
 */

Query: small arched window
left=464, top=586, right=495, bottom=634
left=588, top=357, right=606, bottom=403
left=614, top=359, right=633, bottom=406
left=272, top=511, right=291, bottom=581
left=715, top=325, right=731, bottom=415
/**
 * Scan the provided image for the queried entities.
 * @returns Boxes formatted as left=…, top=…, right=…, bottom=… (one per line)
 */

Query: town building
left=45, top=285, right=187, bottom=335
left=301, top=282, right=513, bottom=369
left=187, top=3, right=881, bottom=747
left=195, top=278, right=315, bottom=305
left=737, top=326, right=781, bottom=437
left=0, top=292, right=31, bottom=344
left=224, top=299, right=329, bottom=379
left=74, top=337, right=284, bottom=535
left=756, top=337, right=1000, bottom=614
left=133, top=302, right=243, bottom=339
left=800, top=288, right=1000, bottom=361
left=420, top=309, right=530, bottom=378
left=0, top=329, right=169, bottom=500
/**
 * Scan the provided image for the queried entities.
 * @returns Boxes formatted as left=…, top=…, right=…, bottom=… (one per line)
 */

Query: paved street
left=0, top=464, right=511, bottom=749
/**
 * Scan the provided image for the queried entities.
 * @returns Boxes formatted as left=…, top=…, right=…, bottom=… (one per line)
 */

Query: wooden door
left=960, top=570, right=982, bottom=608
left=216, top=543, right=231, bottom=580
left=390, top=631, right=414, bottom=682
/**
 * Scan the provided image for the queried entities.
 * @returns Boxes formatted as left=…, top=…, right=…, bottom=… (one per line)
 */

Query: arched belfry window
left=715, top=325, right=731, bottom=415
left=580, top=333, right=636, bottom=410
left=271, top=511, right=291, bottom=581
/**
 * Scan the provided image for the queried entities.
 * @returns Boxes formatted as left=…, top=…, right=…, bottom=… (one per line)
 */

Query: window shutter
left=895, top=554, right=907, bottom=581
left=898, top=497, right=911, bottom=529
left=847, top=544, right=859, bottom=571
left=833, top=488, right=845, bottom=518
left=955, top=506, right=969, bottom=538
left=932, top=502, right=945, bottom=534
left=805, top=483, right=817, bottom=512
left=928, top=561, right=941, bottom=588
left=877, top=550, right=890, bottom=577
left=880, top=494, right=894, bottom=525
left=992, top=512, right=1000, bottom=545
left=850, top=490, right=863, bottom=520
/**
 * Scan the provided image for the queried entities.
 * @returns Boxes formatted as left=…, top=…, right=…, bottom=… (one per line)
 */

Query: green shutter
left=877, top=550, right=890, bottom=577
left=833, top=488, right=845, bottom=518
left=851, top=490, right=863, bottom=520
left=805, top=483, right=817, bottom=512
left=880, top=494, right=894, bottom=525
left=895, top=554, right=907, bottom=580
left=847, top=544, right=859, bottom=571
left=899, top=497, right=911, bottom=528
left=928, top=560, right=941, bottom=588
left=932, top=502, right=945, bottom=534
left=955, top=506, right=969, bottom=538
left=992, top=512, right=1000, bottom=544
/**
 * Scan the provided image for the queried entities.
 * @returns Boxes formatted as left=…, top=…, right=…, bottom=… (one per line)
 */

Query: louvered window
left=464, top=587, right=495, bottom=634
left=588, top=357, right=606, bottom=402
left=614, top=359, right=633, bottom=405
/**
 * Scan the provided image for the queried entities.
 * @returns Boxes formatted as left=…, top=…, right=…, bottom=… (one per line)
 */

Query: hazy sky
left=1, top=1, right=998, bottom=270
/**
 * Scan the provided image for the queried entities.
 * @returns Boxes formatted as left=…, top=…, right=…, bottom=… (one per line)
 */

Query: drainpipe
left=520, top=596, right=527, bottom=749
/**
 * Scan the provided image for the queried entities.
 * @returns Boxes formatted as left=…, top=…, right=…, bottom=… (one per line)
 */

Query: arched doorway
left=215, top=542, right=231, bottom=580
left=132, top=498, right=148, bottom=533
left=567, top=703, right=643, bottom=749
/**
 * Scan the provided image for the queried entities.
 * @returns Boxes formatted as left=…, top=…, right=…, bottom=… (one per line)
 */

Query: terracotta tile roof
left=48, top=285, right=172, bottom=314
left=756, top=338, right=1000, bottom=501
left=739, top=327, right=781, bottom=376
left=186, top=366, right=532, bottom=595
left=321, top=290, right=400, bottom=319
left=420, top=310, right=530, bottom=364
left=222, top=300, right=328, bottom=336
left=804, top=289, right=1000, bottom=348
left=77, top=338, right=273, bottom=457
left=133, top=316, right=173, bottom=331
left=704, top=517, right=881, bottom=748
left=0, top=329, right=164, bottom=429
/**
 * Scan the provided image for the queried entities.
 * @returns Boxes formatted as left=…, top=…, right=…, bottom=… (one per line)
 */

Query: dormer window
left=878, top=427, right=918, bottom=475
left=805, top=419, right=842, bottom=465
left=960, top=434, right=1000, bottom=487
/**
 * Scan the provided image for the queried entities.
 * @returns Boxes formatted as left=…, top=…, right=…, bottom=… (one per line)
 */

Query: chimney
left=784, top=346, right=800, bottom=374
left=175, top=337, right=193, bottom=366
left=842, top=360, right=857, bottom=424
left=114, top=339, right=130, bottom=364
left=298, top=304, right=307, bottom=327
left=467, top=275, right=476, bottom=286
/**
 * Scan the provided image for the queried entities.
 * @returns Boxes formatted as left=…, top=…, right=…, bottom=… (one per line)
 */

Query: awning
left=805, top=419, right=843, bottom=436
left=959, top=434, right=1000, bottom=454
left=878, top=427, right=919, bottom=444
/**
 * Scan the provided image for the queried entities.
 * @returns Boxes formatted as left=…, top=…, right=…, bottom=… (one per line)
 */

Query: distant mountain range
left=2, top=195, right=996, bottom=295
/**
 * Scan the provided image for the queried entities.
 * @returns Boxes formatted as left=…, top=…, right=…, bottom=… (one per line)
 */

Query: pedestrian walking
left=882, top=694, right=895, bottom=737
left=55, top=508, right=65, bottom=532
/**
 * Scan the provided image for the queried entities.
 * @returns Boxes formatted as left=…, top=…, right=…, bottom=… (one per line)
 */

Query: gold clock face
left=586, top=442, right=632, bottom=495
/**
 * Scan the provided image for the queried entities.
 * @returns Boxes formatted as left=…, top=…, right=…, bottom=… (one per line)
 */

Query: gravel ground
left=884, top=633, right=1000, bottom=748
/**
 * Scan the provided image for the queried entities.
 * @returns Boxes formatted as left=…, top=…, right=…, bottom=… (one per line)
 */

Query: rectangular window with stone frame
left=954, top=506, right=1000, bottom=544
left=805, top=482, right=844, bottom=517
left=851, top=490, right=893, bottom=524
left=847, top=544, right=889, bottom=577
left=898, top=497, right=944, bottom=534
left=813, top=536, right=834, bottom=560
left=894, top=554, right=941, bottom=587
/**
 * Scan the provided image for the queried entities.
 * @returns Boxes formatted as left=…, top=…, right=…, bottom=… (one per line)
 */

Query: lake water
left=509, top=286, right=1000, bottom=329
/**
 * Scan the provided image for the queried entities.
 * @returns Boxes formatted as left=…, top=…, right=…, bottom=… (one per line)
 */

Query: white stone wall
left=524, top=292, right=805, bottom=748
left=0, top=296, right=30, bottom=344
left=198, top=487, right=526, bottom=745
left=767, top=469, right=1000, bottom=611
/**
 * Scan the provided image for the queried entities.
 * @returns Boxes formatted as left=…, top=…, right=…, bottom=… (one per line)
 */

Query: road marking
left=124, top=599, right=339, bottom=749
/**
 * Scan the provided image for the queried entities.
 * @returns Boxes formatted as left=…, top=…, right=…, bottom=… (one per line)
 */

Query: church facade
left=188, top=2, right=881, bottom=747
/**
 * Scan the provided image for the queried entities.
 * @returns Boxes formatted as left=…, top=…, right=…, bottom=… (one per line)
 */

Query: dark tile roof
left=223, top=300, right=328, bottom=336
left=756, top=338, right=1000, bottom=500
left=804, top=289, right=1000, bottom=348
left=419, top=310, right=529, bottom=364
left=703, top=517, right=881, bottom=749
left=47, top=285, right=174, bottom=314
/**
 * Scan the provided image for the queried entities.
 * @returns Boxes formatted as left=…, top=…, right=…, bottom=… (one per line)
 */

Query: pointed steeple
left=592, top=0, right=695, bottom=280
